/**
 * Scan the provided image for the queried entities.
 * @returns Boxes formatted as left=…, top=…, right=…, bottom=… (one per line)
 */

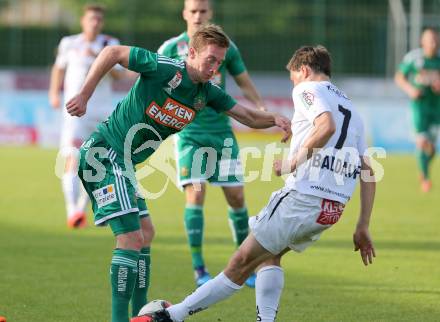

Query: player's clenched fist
left=66, top=93, right=88, bottom=117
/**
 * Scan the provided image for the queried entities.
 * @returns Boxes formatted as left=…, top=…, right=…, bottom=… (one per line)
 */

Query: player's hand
left=274, top=115, right=291, bottom=143
left=431, top=79, right=440, bottom=93
left=353, top=226, right=375, bottom=266
left=273, top=159, right=292, bottom=176
left=408, top=87, right=422, bottom=99
left=49, top=92, right=61, bottom=109
left=66, top=93, right=88, bottom=117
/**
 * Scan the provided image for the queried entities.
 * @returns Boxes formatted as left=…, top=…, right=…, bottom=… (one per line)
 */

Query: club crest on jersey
left=193, top=94, right=206, bottom=111
left=146, top=97, right=195, bottom=130
left=301, top=91, right=314, bottom=108
left=177, top=41, right=189, bottom=58
left=164, top=71, right=183, bottom=94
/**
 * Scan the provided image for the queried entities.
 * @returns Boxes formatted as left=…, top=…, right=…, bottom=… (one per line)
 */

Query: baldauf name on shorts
left=146, top=98, right=195, bottom=130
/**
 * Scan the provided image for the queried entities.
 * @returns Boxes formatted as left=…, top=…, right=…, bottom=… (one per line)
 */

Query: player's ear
left=188, top=47, right=196, bottom=59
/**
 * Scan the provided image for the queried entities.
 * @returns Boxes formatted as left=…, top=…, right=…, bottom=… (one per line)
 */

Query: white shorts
left=60, top=107, right=110, bottom=150
left=249, top=188, right=345, bottom=255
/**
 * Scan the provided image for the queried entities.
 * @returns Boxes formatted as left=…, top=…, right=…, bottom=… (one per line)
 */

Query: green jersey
left=97, top=47, right=236, bottom=165
left=158, top=32, right=246, bottom=133
left=399, top=48, right=440, bottom=112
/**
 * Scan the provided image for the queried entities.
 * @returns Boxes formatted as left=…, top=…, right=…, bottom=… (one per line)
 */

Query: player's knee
left=117, top=231, right=144, bottom=250
left=141, top=221, right=155, bottom=245
left=185, top=185, right=205, bottom=205
left=226, top=190, right=245, bottom=208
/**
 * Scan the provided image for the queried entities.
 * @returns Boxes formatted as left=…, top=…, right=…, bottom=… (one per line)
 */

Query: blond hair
left=190, top=24, right=229, bottom=52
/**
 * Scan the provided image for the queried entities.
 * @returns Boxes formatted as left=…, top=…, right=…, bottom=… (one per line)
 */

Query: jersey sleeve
left=54, top=37, right=69, bottom=69
left=292, top=83, right=332, bottom=124
left=225, top=41, right=246, bottom=76
left=206, top=82, right=237, bottom=112
left=128, top=47, right=158, bottom=75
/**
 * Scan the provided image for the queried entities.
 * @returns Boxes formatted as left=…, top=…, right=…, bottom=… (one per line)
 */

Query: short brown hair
left=190, top=24, right=230, bottom=52
left=286, top=45, right=332, bottom=77
left=83, top=3, right=106, bottom=15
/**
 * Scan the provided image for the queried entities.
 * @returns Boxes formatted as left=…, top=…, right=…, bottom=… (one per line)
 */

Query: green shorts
left=410, top=104, right=440, bottom=141
left=175, top=130, right=243, bottom=187
left=78, top=132, right=149, bottom=235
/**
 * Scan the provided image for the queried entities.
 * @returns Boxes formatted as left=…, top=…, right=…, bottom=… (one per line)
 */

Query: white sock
left=167, top=272, right=242, bottom=322
left=62, top=172, right=79, bottom=218
left=76, top=184, right=90, bottom=213
left=255, top=265, right=284, bottom=322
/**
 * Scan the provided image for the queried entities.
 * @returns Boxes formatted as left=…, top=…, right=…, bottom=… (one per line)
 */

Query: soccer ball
left=138, top=299, right=172, bottom=316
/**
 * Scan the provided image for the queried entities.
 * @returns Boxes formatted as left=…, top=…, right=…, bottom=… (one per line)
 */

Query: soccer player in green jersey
left=66, top=24, right=291, bottom=322
left=395, top=27, right=440, bottom=192
left=158, top=0, right=265, bottom=288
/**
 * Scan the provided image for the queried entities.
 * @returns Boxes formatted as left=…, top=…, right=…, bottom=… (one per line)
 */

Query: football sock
left=131, top=247, right=151, bottom=317
left=255, top=265, right=284, bottom=322
left=110, top=249, right=139, bottom=322
left=62, top=172, right=79, bottom=218
left=417, top=149, right=434, bottom=179
left=184, top=204, right=204, bottom=269
left=228, top=207, right=249, bottom=247
left=167, top=272, right=242, bottom=321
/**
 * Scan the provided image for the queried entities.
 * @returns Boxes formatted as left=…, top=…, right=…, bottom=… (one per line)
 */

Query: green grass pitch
left=0, top=135, right=439, bottom=322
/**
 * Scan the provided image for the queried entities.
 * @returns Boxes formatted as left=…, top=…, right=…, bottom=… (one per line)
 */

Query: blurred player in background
left=136, top=45, right=376, bottom=322
left=65, top=24, right=291, bottom=322
left=158, top=0, right=265, bottom=288
left=395, top=27, right=440, bottom=192
left=49, top=4, right=124, bottom=228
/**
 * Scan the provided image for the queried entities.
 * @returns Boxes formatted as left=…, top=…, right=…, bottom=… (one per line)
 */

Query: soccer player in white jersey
left=134, top=45, right=376, bottom=322
left=49, top=4, right=124, bottom=228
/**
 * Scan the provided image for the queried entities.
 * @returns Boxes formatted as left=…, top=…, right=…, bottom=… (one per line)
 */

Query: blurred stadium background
left=1, top=1, right=440, bottom=322
left=1, top=0, right=440, bottom=151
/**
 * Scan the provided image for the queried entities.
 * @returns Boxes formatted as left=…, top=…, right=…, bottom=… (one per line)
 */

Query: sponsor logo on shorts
left=92, top=184, right=117, bottom=208
left=316, top=199, right=344, bottom=225
left=146, top=98, right=195, bottom=130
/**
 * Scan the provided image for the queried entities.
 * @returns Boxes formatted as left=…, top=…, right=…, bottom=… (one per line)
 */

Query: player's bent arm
left=79, top=45, right=130, bottom=99
left=48, top=65, right=65, bottom=109
left=66, top=46, right=131, bottom=117
left=275, top=112, right=335, bottom=175
left=394, top=71, right=421, bottom=99
left=226, top=103, right=291, bottom=141
left=233, top=72, right=265, bottom=111
left=353, top=156, right=376, bottom=266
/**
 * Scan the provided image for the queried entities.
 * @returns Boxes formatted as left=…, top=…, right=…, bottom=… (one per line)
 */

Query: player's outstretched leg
left=223, top=186, right=256, bottom=288
left=160, top=235, right=274, bottom=321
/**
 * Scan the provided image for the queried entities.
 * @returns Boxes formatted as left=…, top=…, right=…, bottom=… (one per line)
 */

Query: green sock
left=110, top=249, right=139, bottom=322
left=131, top=247, right=151, bottom=317
left=184, top=204, right=204, bottom=269
left=228, top=207, right=249, bottom=247
left=417, top=149, right=430, bottom=179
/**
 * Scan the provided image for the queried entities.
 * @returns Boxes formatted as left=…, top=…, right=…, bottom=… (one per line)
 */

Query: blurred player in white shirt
left=49, top=4, right=124, bottom=228
left=135, top=46, right=376, bottom=322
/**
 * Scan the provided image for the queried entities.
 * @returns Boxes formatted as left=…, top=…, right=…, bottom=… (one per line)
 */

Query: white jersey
left=284, top=81, right=367, bottom=204
left=55, top=33, right=121, bottom=110
left=55, top=33, right=122, bottom=148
